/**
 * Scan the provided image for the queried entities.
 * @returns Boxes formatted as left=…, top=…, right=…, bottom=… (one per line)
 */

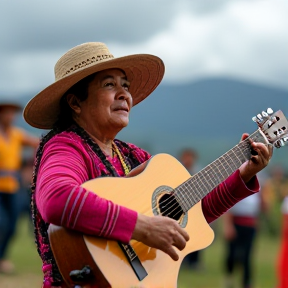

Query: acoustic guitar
left=48, top=108, right=288, bottom=288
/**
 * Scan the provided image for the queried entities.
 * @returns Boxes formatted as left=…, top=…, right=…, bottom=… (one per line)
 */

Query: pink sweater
left=36, top=131, right=259, bottom=245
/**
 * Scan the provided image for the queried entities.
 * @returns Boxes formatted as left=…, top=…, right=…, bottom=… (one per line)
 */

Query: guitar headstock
left=252, top=108, right=288, bottom=148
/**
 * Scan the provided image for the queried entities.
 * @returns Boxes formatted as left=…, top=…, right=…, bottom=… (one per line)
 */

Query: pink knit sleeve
left=202, top=169, right=260, bottom=223
left=35, top=134, right=137, bottom=243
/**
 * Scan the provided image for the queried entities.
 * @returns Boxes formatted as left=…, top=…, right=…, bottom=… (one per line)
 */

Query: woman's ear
left=66, top=94, right=81, bottom=114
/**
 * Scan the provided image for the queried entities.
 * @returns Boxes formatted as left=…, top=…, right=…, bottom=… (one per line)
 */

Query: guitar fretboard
left=174, top=129, right=269, bottom=212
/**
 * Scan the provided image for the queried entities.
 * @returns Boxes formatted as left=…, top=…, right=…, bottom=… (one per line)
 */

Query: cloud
left=0, top=0, right=287, bottom=97
left=0, top=0, right=175, bottom=52
left=109, top=0, right=288, bottom=88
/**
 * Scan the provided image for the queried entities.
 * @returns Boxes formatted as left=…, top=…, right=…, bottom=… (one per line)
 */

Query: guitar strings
left=154, top=143, right=252, bottom=217
left=145, top=131, right=256, bottom=217
left=147, top=142, right=252, bottom=218
left=158, top=140, right=273, bottom=219
left=154, top=148, right=252, bottom=219
left=148, top=130, right=271, bottom=220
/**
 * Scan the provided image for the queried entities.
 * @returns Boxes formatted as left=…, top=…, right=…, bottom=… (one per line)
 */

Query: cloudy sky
left=0, top=0, right=288, bottom=98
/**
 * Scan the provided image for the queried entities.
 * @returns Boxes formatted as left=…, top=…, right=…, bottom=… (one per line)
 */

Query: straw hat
left=23, top=42, right=165, bottom=129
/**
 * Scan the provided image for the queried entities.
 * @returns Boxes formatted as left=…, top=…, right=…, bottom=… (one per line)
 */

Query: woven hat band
left=54, top=42, right=114, bottom=81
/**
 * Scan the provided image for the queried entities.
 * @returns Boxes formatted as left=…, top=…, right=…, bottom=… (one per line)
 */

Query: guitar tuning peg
left=267, top=108, right=273, bottom=114
left=274, top=136, right=288, bottom=148
left=252, top=116, right=257, bottom=122
left=262, top=111, right=268, bottom=117
left=257, top=114, right=263, bottom=121
left=283, top=136, right=288, bottom=144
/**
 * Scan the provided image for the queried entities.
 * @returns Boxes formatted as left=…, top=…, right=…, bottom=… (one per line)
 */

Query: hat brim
left=23, top=54, right=164, bottom=129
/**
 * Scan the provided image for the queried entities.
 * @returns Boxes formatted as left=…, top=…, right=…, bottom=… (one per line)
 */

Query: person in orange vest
left=0, top=102, right=39, bottom=274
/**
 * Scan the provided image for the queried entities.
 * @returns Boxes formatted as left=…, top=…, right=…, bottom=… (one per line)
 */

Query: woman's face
left=75, top=68, right=133, bottom=136
left=0, top=108, right=17, bottom=127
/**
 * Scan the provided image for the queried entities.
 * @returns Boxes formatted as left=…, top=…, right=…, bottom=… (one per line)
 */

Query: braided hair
left=30, top=72, right=142, bottom=286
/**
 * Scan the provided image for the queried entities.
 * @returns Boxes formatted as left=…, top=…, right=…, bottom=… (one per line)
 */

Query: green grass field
left=178, top=225, right=280, bottom=288
left=0, top=216, right=281, bottom=288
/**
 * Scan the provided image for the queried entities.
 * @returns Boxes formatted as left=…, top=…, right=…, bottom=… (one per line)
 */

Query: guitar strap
left=118, top=242, right=148, bottom=281
left=113, top=141, right=148, bottom=280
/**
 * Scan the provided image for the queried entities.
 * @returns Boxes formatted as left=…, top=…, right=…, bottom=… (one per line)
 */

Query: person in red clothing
left=222, top=191, right=267, bottom=288
left=277, top=196, right=288, bottom=288
left=23, top=42, right=272, bottom=288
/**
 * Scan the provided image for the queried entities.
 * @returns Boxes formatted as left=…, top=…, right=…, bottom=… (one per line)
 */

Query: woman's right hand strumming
left=132, top=214, right=190, bottom=261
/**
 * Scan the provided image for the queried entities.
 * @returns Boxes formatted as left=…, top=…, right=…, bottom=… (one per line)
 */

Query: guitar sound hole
left=158, top=193, right=184, bottom=221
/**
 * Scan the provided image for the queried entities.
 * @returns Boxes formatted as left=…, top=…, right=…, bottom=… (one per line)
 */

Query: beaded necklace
left=112, top=141, right=130, bottom=176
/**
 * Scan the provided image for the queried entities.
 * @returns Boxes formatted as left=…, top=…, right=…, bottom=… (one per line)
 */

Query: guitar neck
left=175, top=129, right=269, bottom=212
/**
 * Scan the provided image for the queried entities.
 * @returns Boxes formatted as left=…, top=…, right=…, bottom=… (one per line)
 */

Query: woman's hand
left=239, top=133, right=273, bottom=183
left=132, top=214, right=190, bottom=261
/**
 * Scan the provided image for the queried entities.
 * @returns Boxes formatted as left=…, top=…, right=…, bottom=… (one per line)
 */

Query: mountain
left=6, top=77, right=288, bottom=169
left=121, top=77, right=288, bottom=168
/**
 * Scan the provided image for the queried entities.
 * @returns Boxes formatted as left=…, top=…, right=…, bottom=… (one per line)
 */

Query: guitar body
left=49, top=154, right=214, bottom=288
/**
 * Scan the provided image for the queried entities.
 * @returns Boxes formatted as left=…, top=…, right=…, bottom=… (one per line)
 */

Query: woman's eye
left=104, top=82, right=114, bottom=87
left=123, top=83, right=130, bottom=90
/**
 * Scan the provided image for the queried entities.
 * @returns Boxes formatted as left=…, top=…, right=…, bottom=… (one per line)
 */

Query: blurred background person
left=260, top=165, right=288, bottom=237
left=276, top=196, right=288, bottom=288
left=222, top=190, right=267, bottom=288
left=0, top=102, right=39, bottom=274
left=179, top=148, right=199, bottom=176
left=179, top=148, right=204, bottom=270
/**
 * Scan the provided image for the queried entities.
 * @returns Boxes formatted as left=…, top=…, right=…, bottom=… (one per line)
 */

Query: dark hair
left=53, top=73, right=97, bottom=130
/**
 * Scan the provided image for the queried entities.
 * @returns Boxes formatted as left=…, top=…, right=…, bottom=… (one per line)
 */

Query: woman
left=23, top=42, right=272, bottom=288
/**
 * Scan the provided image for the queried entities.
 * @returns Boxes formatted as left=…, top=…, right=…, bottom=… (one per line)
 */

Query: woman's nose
left=115, top=86, right=131, bottom=101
